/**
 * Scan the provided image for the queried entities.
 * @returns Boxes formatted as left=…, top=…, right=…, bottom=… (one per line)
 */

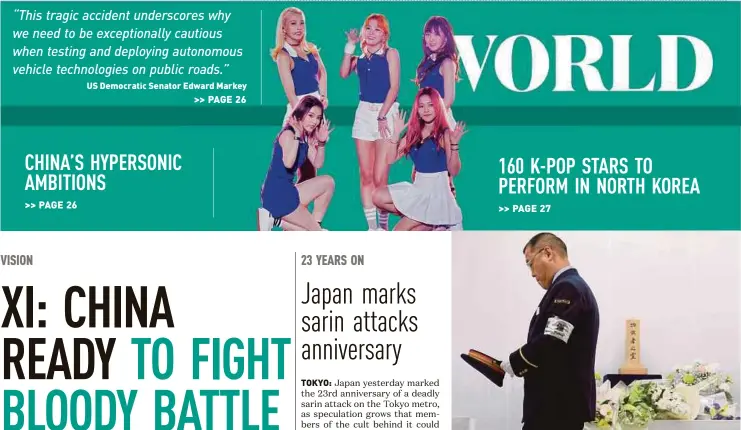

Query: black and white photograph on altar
left=451, top=231, right=740, bottom=430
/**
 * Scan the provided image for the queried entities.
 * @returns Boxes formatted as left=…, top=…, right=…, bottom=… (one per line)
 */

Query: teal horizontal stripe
left=2, top=106, right=740, bottom=126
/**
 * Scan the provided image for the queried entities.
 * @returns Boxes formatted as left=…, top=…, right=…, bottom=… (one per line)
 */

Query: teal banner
left=2, top=1, right=740, bottom=230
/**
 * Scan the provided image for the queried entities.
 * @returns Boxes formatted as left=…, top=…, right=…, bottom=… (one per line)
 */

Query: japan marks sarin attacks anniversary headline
left=300, top=282, right=417, bottom=366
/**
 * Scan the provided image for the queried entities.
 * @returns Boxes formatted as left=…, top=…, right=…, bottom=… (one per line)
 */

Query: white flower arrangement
left=592, top=374, right=626, bottom=428
left=593, top=361, right=738, bottom=426
left=653, top=383, right=693, bottom=420
left=613, top=380, right=692, bottom=426
left=666, top=359, right=734, bottom=400
left=616, top=380, right=658, bottom=427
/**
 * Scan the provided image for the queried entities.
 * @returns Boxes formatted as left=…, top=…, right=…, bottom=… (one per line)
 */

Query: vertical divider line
left=294, top=252, right=298, bottom=428
left=212, top=147, right=215, bottom=218
left=260, top=9, right=264, bottom=105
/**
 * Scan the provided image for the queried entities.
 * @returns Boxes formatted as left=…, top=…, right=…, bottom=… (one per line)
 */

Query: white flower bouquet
left=616, top=380, right=693, bottom=427
left=666, top=360, right=733, bottom=400
left=616, top=380, right=659, bottom=428
left=666, top=360, right=737, bottom=420
left=591, top=374, right=627, bottom=428
left=652, top=383, right=694, bottom=420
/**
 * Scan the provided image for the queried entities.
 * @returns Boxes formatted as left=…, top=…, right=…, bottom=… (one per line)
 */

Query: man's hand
left=501, top=360, right=515, bottom=377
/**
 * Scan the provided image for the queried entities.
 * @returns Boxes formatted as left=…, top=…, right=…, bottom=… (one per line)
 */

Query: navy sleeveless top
left=417, top=57, right=445, bottom=98
left=265, top=128, right=309, bottom=184
left=357, top=49, right=393, bottom=103
left=409, top=136, right=447, bottom=173
left=283, top=45, right=320, bottom=96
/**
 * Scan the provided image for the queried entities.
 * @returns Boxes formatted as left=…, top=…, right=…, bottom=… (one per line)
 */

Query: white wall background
left=451, top=231, right=740, bottom=430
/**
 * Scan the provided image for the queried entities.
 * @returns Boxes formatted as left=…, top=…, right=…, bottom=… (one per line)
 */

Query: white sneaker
left=257, top=208, right=274, bottom=231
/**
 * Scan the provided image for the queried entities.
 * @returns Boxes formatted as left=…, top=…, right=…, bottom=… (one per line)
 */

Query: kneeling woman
left=373, top=87, right=466, bottom=231
left=258, top=96, right=335, bottom=231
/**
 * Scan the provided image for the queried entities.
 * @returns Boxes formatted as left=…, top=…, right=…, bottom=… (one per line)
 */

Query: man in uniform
left=500, top=232, right=600, bottom=430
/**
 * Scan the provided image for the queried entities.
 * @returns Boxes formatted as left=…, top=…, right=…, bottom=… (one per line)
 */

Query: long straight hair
left=400, top=87, right=450, bottom=156
left=281, top=95, right=325, bottom=183
left=415, top=16, right=460, bottom=85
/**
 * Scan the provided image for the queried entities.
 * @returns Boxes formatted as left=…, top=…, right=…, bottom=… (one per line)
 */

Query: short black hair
left=523, top=232, right=568, bottom=257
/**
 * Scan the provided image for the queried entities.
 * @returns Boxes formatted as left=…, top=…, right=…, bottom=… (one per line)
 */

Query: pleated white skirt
left=388, top=171, right=463, bottom=226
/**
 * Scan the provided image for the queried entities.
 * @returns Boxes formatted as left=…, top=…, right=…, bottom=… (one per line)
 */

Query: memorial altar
left=590, top=320, right=738, bottom=430
left=453, top=319, right=739, bottom=430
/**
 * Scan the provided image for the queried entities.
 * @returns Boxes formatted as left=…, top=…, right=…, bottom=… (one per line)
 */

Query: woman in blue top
left=372, top=87, right=466, bottom=231
left=272, top=7, right=329, bottom=183
left=413, top=16, right=462, bottom=229
left=258, top=96, right=336, bottom=231
left=415, top=16, right=459, bottom=130
left=340, top=13, right=400, bottom=231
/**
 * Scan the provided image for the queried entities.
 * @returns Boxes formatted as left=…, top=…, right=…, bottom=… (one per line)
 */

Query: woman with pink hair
left=372, top=87, right=466, bottom=231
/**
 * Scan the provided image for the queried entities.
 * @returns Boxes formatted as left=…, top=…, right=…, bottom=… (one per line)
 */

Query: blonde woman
left=340, top=13, right=400, bottom=231
left=272, top=7, right=328, bottom=183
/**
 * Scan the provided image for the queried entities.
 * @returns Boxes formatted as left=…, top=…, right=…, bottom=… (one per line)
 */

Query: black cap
left=460, top=349, right=505, bottom=387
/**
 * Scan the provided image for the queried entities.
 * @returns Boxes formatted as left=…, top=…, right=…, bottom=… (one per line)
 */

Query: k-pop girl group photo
left=257, top=8, right=467, bottom=232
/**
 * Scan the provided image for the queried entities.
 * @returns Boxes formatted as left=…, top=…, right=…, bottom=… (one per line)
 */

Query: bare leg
left=374, top=139, right=392, bottom=230
left=411, top=223, right=434, bottom=231
left=412, top=224, right=434, bottom=231
left=373, top=139, right=391, bottom=187
left=281, top=206, right=321, bottom=231
left=281, top=175, right=335, bottom=231
left=280, top=221, right=303, bottom=231
left=298, top=175, right=335, bottom=223
left=372, top=186, right=401, bottom=215
left=355, top=139, right=377, bottom=229
left=393, top=217, right=426, bottom=231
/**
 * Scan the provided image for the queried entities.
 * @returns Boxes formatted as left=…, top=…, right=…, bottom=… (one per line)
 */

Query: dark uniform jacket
left=508, top=268, right=600, bottom=427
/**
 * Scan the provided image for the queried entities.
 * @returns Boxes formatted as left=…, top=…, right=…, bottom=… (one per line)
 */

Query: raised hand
left=315, top=120, right=334, bottom=146
left=392, top=110, right=409, bottom=140
left=288, top=116, right=304, bottom=138
left=345, top=29, right=359, bottom=44
left=451, top=121, right=468, bottom=146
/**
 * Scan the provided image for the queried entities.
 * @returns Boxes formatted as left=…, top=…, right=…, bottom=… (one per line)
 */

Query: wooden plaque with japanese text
left=619, top=319, right=648, bottom=375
